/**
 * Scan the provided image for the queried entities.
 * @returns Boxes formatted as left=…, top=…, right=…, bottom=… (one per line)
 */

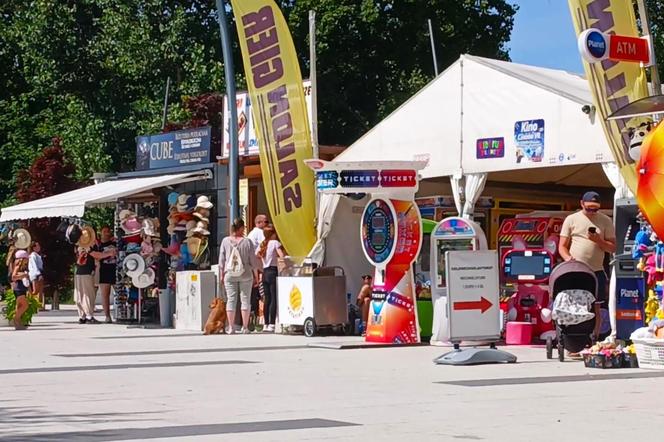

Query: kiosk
left=429, top=216, right=488, bottom=345
left=306, top=156, right=428, bottom=344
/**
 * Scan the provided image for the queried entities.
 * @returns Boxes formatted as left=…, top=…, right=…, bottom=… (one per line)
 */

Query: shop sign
left=578, top=28, right=651, bottom=65
left=578, top=28, right=609, bottom=62
left=135, top=127, right=211, bottom=170
left=476, top=137, right=505, bottom=159
left=514, top=119, right=545, bottom=163
left=445, top=250, right=500, bottom=342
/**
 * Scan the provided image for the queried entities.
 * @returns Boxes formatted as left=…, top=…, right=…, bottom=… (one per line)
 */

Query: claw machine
left=429, top=216, right=488, bottom=345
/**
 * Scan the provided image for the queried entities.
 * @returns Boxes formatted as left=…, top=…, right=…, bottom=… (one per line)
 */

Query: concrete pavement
left=1, top=308, right=662, bottom=441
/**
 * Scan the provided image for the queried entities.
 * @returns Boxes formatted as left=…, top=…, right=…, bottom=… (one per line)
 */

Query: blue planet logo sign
left=578, top=28, right=608, bottom=62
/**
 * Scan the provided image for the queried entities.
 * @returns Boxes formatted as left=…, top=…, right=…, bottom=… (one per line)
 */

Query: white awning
left=0, top=171, right=210, bottom=221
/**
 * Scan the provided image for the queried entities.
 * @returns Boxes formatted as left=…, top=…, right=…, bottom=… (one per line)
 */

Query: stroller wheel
left=546, top=337, right=553, bottom=359
left=557, top=342, right=564, bottom=362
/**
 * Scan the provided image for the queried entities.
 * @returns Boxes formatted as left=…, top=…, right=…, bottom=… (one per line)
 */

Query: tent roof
left=468, top=55, right=592, bottom=105
left=336, top=54, right=612, bottom=180
left=0, top=171, right=209, bottom=221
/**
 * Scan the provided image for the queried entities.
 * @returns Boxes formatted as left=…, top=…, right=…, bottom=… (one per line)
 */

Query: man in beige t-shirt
left=559, top=191, right=616, bottom=338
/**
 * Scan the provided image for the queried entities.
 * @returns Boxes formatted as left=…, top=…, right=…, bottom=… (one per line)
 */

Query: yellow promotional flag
left=568, top=0, right=649, bottom=194
left=230, top=0, right=316, bottom=258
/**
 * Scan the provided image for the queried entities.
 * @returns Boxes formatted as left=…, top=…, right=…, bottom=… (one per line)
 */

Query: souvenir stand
left=305, top=156, right=429, bottom=344
left=0, top=126, right=229, bottom=328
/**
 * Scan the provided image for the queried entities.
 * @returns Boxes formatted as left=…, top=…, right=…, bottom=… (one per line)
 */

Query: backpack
left=225, top=239, right=245, bottom=278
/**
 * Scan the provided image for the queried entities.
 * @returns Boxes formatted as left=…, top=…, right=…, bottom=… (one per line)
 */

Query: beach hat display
left=176, top=194, right=189, bottom=212
left=195, top=195, right=214, bottom=210
left=132, top=267, right=155, bottom=289
left=77, top=226, right=96, bottom=249
left=123, top=253, right=145, bottom=277
left=13, top=228, right=32, bottom=250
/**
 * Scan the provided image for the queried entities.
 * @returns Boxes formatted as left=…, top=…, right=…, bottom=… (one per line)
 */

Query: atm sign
left=609, top=34, right=650, bottom=64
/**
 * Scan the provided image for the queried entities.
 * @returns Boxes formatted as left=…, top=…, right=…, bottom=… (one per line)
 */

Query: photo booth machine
left=306, top=156, right=429, bottom=344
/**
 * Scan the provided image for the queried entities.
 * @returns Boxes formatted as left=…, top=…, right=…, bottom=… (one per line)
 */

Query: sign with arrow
left=445, top=250, right=500, bottom=342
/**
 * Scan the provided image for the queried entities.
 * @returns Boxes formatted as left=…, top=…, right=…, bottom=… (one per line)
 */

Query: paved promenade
left=1, top=308, right=660, bottom=441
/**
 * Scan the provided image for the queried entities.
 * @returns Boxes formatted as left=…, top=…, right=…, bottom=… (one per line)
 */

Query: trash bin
left=159, top=289, right=173, bottom=328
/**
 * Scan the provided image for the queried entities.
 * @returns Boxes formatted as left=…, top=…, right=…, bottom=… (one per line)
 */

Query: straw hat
left=195, top=195, right=214, bottom=210
left=185, top=236, right=202, bottom=257
left=132, top=267, right=155, bottom=289
left=13, top=228, right=31, bottom=250
left=193, top=211, right=209, bottom=223
left=123, top=253, right=145, bottom=277
left=193, top=221, right=210, bottom=236
left=77, top=226, right=96, bottom=249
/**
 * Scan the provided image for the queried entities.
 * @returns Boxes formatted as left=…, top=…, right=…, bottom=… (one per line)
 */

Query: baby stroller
left=546, top=260, right=598, bottom=362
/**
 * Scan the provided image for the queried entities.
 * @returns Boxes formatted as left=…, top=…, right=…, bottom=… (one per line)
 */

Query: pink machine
left=502, top=236, right=558, bottom=341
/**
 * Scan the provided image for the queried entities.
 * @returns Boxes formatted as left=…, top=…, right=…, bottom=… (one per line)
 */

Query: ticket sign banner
left=316, top=169, right=418, bottom=193
left=366, top=199, right=422, bottom=344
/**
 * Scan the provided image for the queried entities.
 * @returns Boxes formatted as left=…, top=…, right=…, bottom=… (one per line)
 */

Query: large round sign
left=578, top=28, right=609, bottom=62
left=361, top=198, right=396, bottom=267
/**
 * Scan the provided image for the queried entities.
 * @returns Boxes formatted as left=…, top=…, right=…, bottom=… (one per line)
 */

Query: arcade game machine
left=429, top=216, right=488, bottom=345
left=612, top=198, right=646, bottom=340
left=502, top=236, right=557, bottom=340
left=497, top=216, right=561, bottom=340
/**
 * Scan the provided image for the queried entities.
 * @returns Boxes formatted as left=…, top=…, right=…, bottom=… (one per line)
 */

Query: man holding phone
left=559, top=191, right=616, bottom=337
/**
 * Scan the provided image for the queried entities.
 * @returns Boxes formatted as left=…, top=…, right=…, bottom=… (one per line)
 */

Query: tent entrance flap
left=0, top=171, right=210, bottom=221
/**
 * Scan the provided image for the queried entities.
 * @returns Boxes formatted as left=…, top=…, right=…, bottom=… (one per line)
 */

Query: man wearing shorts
left=559, top=191, right=616, bottom=338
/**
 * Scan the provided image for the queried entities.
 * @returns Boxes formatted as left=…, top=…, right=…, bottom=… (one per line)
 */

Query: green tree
left=282, top=0, right=518, bottom=145
left=0, top=0, right=231, bottom=203
left=645, top=0, right=663, bottom=81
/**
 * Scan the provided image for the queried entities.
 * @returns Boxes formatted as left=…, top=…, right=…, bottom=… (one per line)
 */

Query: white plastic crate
left=634, top=338, right=664, bottom=370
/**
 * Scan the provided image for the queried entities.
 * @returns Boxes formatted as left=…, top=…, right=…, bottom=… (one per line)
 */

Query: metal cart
left=277, top=266, right=349, bottom=337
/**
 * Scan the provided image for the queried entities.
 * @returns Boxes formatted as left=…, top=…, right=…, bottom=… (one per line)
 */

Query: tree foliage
left=16, top=138, right=79, bottom=291
left=282, top=0, right=518, bottom=145
left=0, top=0, right=518, bottom=206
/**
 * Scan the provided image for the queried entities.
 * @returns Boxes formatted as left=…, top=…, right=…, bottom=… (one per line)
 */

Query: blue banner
left=136, top=127, right=211, bottom=170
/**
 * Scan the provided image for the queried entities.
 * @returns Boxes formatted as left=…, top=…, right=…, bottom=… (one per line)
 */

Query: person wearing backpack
left=219, top=218, right=260, bottom=334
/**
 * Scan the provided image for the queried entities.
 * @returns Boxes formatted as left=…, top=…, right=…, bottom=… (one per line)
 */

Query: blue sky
left=507, top=0, right=584, bottom=73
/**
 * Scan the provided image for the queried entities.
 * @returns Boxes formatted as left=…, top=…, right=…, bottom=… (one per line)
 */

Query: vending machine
left=429, top=216, right=488, bottom=345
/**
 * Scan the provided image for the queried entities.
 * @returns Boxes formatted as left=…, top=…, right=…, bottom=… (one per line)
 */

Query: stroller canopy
left=549, top=260, right=598, bottom=297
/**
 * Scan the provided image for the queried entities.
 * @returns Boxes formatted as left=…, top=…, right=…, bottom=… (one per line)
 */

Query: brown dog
left=204, top=298, right=227, bottom=335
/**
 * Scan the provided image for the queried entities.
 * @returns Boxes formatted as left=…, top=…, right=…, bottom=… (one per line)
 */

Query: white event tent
left=315, top=54, right=625, bottom=296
